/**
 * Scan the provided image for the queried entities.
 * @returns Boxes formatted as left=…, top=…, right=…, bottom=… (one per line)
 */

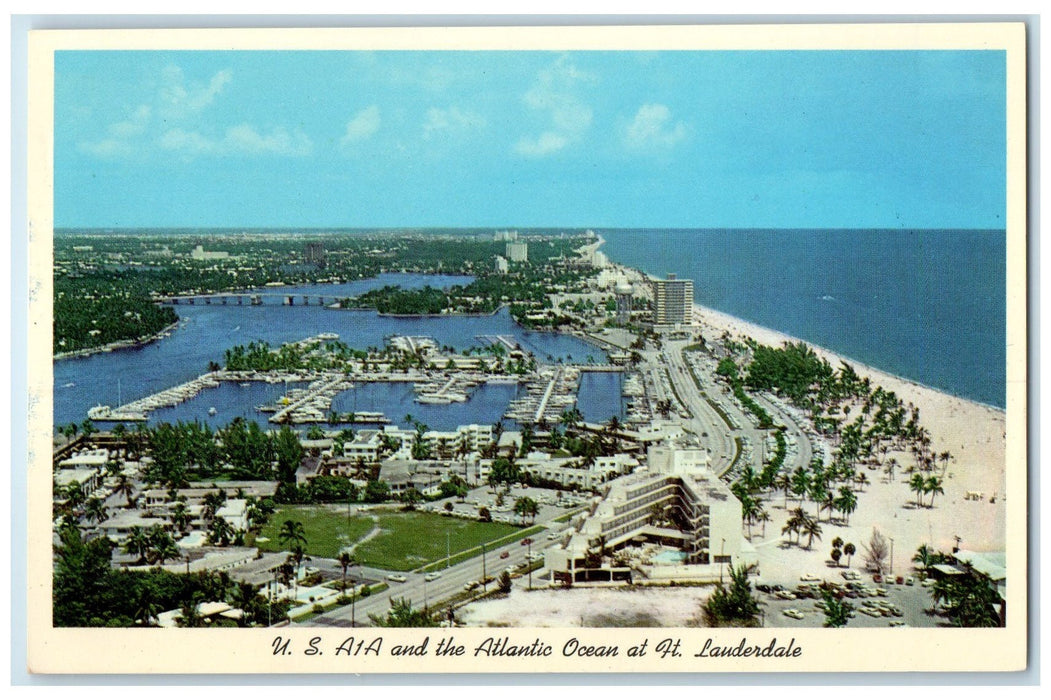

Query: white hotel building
left=545, top=445, right=743, bottom=585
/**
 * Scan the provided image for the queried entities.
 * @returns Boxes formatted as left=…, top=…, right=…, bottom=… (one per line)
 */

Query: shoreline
left=53, top=320, right=180, bottom=362
left=691, top=300, right=1005, bottom=416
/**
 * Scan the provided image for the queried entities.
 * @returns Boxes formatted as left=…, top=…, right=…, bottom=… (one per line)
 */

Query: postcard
left=25, top=21, right=1027, bottom=674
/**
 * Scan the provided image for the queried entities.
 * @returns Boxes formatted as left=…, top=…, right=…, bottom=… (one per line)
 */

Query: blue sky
left=53, top=50, right=1006, bottom=229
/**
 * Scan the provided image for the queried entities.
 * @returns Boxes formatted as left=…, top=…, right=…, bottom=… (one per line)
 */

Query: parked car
left=387, top=574, right=407, bottom=583
left=500, top=551, right=509, bottom=559
left=782, top=609, right=805, bottom=620
left=424, top=572, right=442, bottom=582
left=800, top=573, right=821, bottom=582
left=464, top=580, right=480, bottom=591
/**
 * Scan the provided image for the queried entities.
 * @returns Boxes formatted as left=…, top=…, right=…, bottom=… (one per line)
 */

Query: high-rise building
left=506, top=241, right=528, bottom=263
left=304, top=242, right=326, bottom=266
left=652, top=274, right=693, bottom=326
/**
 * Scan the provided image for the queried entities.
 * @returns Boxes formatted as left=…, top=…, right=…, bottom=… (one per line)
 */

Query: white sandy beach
left=692, top=302, right=1007, bottom=565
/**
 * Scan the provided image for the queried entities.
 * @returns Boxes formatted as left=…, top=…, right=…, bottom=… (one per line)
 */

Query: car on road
left=774, top=590, right=797, bottom=600
left=500, top=551, right=509, bottom=559
left=387, top=574, right=407, bottom=583
left=800, top=573, right=821, bottom=582
left=463, top=580, right=479, bottom=591
left=782, top=609, right=805, bottom=620
left=521, top=538, right=533, bottom=546
left=424, top=572, right=442, bottom=582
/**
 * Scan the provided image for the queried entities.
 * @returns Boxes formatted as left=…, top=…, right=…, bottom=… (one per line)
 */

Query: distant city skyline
left=54, top=50, right=1006, bottom=230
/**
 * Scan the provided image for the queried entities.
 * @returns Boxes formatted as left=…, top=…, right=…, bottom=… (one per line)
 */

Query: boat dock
left=476, top=334, right=520, bottom=351
left=269, top=374, right=354, bottom=424
left=504, top=366, right=580, bottom=423
left=87, top=373, right=222, bottom=422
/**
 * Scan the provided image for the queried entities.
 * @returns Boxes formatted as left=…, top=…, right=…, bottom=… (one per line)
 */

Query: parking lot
left=754, top=570, right=940, bottom=628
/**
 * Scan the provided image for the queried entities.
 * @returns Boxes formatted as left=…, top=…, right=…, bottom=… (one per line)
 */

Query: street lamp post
left=481, top=542, right=487, bottom=592
left=527, top=538, right=533, bottom=591
left=351, top=561, right=358, bottom=628
left=720, top=538, right=726, bottom=584
left=889, top=537, right=895, bottom=575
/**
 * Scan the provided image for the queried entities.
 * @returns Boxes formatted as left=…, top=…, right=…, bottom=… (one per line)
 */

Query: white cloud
left=224, top=124, right=312, bottom=156
left=423, top=106, right=486, bottom=137
left=108, top=105, right=151, bottom=138
left=158, top=128, right=217, bottom=157
left=158, top=124, right=313, bottom=160
left=77, top=138, right=135, bottom=159
left=78, top=105, right=152, bottom=158
left=514, top=132, right=569, bottom=157
left=515, top=56, right=593, bottom=158
left=624, top=103, right=687, bottom=150
left=341, top=105, right=381, bottom=145
left=158, top=66, right=232, bottom=118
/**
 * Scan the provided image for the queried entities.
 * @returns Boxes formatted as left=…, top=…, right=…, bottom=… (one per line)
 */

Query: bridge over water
left=158, top=293, right=341, bottom=307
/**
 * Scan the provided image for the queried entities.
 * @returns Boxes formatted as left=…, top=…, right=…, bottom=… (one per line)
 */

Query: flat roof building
left=652, top=274, right=693, bottom=326
left=506, top=241, right=528, bottom=263
left=545, top=446, right=741, bottom=585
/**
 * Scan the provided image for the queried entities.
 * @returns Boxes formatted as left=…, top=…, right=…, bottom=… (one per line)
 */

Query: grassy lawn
left=355, top=511, right=522, bottom=572
left=257, top=505, right=375, bottom=559
left=257, top=506, right=527, bottom=571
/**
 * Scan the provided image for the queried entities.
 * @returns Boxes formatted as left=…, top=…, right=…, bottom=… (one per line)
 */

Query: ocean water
left=600, top=229, right=1006, bottom=408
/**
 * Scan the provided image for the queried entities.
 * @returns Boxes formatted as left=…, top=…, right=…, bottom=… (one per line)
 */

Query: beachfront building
left=506, top=241, right=528, bottom=263
left=544, top=446, right=741, bottom=585
left=651, top=273, right=693, bottom=326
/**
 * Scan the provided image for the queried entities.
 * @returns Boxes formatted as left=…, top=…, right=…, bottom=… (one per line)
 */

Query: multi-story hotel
left=651, top=273, right=693, bottom=326
left=545, top=445, right=742, bottom=585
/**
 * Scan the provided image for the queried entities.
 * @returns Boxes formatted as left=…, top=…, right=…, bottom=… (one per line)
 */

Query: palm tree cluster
left=781, top=507, right=824, bottom=550
left=908, top=473, right=946, bottom=508
left=122, top=524, right=181, bottom=566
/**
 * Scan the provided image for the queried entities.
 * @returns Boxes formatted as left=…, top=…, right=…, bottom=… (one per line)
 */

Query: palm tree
left=843, top=542, right=857, bottom=568
left=925, top=476, right=945, bottom=508
left=231, top=581, right=262, bottom=627
left=912, top=543, right=935, bottom=576
left=116, top=473, right=135, bottom=507
left=909, top=473, right=927, bottom=507
left=209, top=516, right=234, bottom=546
left=83, top=496, right=108, bottom=526
left=170, top=501, right=191, bottom=535
left=834, top=486, right=858, bottom=525
left=62, top=483, right=85, bottom=514
left=939, top=450, right=953, bottom=476
left=152, top=538, right=181, bottom=566
left=884, top=457, right=898, bottom=483
left=123, top=526, right=151, bottom=564
left=775, top=471, right=792, bottom=508
left=278, top=519, right=308, bottom=552
left=338, top=551, right=355, bottom=596
left=176, top=598, right=205, bottom=628
left=755, top=507, right=771, bottom=538
left=133, top=587, right=161, bottom=627
left=802, top=516, right=823, bottom=550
